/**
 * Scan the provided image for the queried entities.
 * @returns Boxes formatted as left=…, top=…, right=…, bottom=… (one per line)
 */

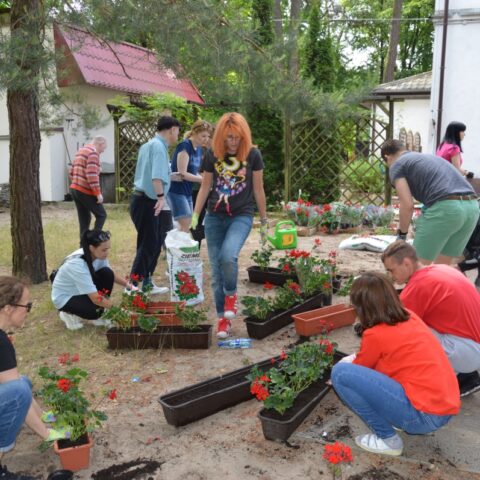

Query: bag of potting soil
left=338, top=235, right=413, bottom=253
left=165, top=229, right=204, bottom=306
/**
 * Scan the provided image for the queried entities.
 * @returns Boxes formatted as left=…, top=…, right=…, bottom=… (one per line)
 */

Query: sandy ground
left=1, top=204, right=480, bottom=480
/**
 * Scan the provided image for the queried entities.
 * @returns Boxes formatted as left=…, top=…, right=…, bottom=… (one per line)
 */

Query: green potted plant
left=247, top=246, right=298, bottom=286
left=37, top=353, right=115, bottom=471
left=248, top=340, right=337, bottom=441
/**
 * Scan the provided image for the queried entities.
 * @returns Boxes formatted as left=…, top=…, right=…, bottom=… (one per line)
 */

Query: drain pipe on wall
left=436, top=0, right=450, bottom=148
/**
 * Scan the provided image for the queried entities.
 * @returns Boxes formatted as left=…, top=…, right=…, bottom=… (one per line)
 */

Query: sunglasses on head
left=95, top=231, right=111, bottom=242
left=12, top=302, right=33, bottom=313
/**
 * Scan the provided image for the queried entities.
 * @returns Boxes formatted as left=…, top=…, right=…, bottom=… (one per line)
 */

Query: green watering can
left=267, top=220, right=298, bottom=250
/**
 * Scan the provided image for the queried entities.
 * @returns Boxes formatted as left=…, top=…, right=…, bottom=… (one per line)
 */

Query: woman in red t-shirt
left=331, top=272, right=460, bottom=456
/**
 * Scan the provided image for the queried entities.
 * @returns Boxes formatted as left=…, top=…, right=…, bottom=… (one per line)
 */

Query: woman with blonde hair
left=0, top=276, right=69, bottom=480
left=191, top=113, right=267, bottom=338
left=168, top=120, right=212, bottom=232
left=331, top=272, right=460, bottom=457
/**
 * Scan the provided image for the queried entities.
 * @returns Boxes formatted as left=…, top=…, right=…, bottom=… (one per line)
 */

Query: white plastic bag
left=338, top=235, right=412, bottom=253
left=165, top=229, right=204, bottom=306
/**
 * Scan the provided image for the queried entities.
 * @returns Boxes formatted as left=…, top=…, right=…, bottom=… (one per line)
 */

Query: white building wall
left=430, top=0, right=480, bottom=174
left=392, top=99, right=431, bottom=150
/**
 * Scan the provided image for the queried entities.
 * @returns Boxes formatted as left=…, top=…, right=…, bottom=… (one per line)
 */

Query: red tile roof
left=54, top=24, right=204, bottom=104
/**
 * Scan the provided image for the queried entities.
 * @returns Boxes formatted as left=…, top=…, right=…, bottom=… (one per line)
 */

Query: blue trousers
left=0, top=377, right=32, bottom=453
left=204, top=213, right=253, bottom=316
left=331, top=363, right=452, bottom=439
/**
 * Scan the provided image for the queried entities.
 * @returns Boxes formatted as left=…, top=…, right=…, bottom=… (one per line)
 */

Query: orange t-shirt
left=354, top=311, right=460, bottom=416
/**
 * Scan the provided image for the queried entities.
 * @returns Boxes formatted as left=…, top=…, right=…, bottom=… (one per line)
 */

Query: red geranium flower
left=288, top=282, right=302, bottom=296
left=314, top=238, right=322, bottom=246
left=280, top=351, right=288, bottom=360
left=57, top=378, right=72, bottom=393
left=71, top=353, right=79, bottom=362
left=58, top=353, right=69, bottom=365
left=282, top=264, right=291, bottom=273
left=319, top=339, right=334, bottom=355
left=263, top=282, right=274, bottom=290
left=108, top=389, right=117, bottom=400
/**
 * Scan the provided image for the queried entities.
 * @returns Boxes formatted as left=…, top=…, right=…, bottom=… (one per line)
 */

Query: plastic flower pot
left=247, top=266, right=298, bottom=286
left=292, top=303, right=356, bottom=337
left=159, top=356, right=282, bottom=427
left=105, top=327, right=160, bottom=349
left=245, top=292, right=332, bottom=340
left=46, top=471, right=74, bottom=480
left=54, top=434, right=93, bottom=472
left=157, top=325, right=212, bottom=349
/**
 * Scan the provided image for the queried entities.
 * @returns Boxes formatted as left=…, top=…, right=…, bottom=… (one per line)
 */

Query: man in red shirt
left=70, top=136, right=107, bottom=241
left=382, top=240, right=480, bottom=397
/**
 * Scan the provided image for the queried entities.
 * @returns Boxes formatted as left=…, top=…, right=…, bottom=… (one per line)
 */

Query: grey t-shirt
left=389, top=151, right=474, bottom=207
left=204, top=147, right=264, bottom=216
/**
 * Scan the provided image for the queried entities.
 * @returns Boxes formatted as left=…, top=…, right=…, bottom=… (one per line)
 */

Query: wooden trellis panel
left=287, top=113, right=389, bottom=206
left=115, top=121, right=156, bottom=202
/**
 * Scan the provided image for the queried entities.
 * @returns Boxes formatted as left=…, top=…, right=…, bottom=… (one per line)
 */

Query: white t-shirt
left=51, top=248, right=110, bottom=309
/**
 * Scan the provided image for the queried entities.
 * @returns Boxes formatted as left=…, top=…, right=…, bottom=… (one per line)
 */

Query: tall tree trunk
left=273, top=0, right=283, bottom=39
left=383, top=0, right=403, bottom=82
left=287, top=0, right=302, bottom=80
left=7, top=0, right=47, bottom=283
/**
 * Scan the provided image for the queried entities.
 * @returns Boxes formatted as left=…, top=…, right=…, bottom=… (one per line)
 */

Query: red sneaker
left=224, top=293, right=238, bottom=320
left=216, top=317, right=231, bottom=339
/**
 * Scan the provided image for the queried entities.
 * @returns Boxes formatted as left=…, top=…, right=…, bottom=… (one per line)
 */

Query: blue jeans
left=0, top=377, right=32, bottom=452
left=167, top=191, right=193, bottom=220
left=204, top=213, right=253, bottom=316
left=331, top=363, right=452, bottom=439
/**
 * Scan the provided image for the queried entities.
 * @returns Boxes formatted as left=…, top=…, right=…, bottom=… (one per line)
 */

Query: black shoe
left=0, top=465, right=36, bottom=480
left=457, top=371, right=480, bottom=397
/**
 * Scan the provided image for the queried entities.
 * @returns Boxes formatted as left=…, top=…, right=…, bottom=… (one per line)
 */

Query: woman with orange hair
left=191, top=113, right=267, bottom=338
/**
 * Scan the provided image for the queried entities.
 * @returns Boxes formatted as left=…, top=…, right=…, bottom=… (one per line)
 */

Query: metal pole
left=436, top=0, right=449, bottom=148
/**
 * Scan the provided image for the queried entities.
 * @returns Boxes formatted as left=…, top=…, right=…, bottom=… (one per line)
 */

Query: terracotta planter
left=296, top=226, right=317, bottom=237
left=245, top=292, right=332, bottom=340
left=292, top=303, right=356, bottom=337
left=54, top=434, right=92, bottom=472
left=129, top=312, right=182, bottom=326
left=145, top=301, right=185, bottom=314
left=247, top=266, right=298, bottom=286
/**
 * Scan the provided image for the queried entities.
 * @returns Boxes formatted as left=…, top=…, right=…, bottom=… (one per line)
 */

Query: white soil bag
left=338, top=235, right=413, bottom=253
left=165, top=229, right=204, bottom=306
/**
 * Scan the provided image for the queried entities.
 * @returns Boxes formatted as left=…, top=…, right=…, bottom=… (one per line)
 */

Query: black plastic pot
left=106, top=325, right=212, bottom=350
left=245, top=292, right=332, bottom=340
left=258, top=351, right=345, bottom=442
left=47, top=471, right=73, bottom=480
left=247, top=266, right=298, bottom=286
left=159, top=356, right=281, bottom=427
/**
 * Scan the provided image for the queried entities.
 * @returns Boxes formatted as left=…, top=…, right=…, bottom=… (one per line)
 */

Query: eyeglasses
left=12, top=302, right=33, bottom=312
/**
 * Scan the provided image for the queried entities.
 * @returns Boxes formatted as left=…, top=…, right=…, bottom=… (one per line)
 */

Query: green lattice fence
left=286, top=114, right=390, bottom=206
left=115, top=121, right=156, bottom=202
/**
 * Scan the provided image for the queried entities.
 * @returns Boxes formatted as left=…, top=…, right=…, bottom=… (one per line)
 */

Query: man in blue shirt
left=130, top=116, right=181, bottom=293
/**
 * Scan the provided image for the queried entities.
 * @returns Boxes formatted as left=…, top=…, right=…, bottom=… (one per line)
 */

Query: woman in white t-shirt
left=51, top=230, right=131, bottom=330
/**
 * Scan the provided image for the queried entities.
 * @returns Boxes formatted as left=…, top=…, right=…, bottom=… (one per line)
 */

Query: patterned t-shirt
left=203, top=147, right=264, bottom=216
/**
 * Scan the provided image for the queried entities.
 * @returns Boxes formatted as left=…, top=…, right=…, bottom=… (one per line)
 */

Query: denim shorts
left=167, top=191, right=193, bottom=220
left=0, top=376, right=33, bottom=452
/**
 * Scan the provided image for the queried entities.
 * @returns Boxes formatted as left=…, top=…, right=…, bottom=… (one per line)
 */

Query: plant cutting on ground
left=37, top=353, right=116, bottom=443
left=248, top=339, right=337, bottom=414
left=323, top=441, right=353, bottom=479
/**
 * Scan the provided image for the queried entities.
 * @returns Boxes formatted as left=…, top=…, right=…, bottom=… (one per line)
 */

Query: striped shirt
left=70, top=144, right=101, bottom=196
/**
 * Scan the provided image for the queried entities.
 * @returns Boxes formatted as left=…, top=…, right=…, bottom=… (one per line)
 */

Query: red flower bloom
left=323, top=282, right=332, bottom=290
left=296, top=207, right=303, bottom=214
left=288, top=282, right=302, bottom=296
left=305, top=201, right=312, bottom=207
left=323, top=204, right=332, bottom=212
left=282, top=264, right=291, bottom=273
left=297, top=198, right=304, bottom=205
left=323, top=442, right=353, bottom=464
left=58, top=353, right=69, bottom=365
left=263, top=282, right=274, bottom=290
left=305, top=210, right=310, bottom=217
left=132, top=295, right=147, bottom=310
left=260, top=374, right=271, bottom=383
left=270, top=358, right=276, bottom=364
left=280, top=351, right=288, bottom=360
left=108, top=389, right=117, bottom=400
left=319, top=339, right=334, bottom=355
left=314, top=238, right=322, bottom=246
left=57, top=378, right=72, bottom=393
left=71, top=353, right=79, bottom=363
left=328, top=250, right=337, bottom=258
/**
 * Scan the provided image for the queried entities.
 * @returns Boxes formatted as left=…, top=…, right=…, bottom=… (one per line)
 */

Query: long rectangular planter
left=105, top=325, right=212, bottom=350
left=245, top=292, right=332, bottom=340
left=258, top=351, right=345, bottom=442
left=247, top=266, right=298, bottom=286
left=159, top=356, right=281, bottom=427
left=292, top=303, right=356, bottom=337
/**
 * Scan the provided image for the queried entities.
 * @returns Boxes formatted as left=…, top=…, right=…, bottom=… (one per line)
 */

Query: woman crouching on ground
left=331, top=272, right=460, bottom=456
left=0, top=276, right=69, bottom=480
left=51, top=230, right=131, bottom=330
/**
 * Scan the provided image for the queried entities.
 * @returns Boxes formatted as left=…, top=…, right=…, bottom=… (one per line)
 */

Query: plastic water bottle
left=217, top=338, right=252, bottom=349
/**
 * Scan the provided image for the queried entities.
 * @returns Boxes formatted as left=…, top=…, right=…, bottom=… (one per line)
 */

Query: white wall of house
left=0, top=85, right=119, bottom=201
left=392, top=98, right=431, bottom=150
left=430, top=0, right=480, bottom=174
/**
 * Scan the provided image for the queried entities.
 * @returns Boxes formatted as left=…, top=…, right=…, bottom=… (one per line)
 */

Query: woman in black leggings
left=51, top=230, right=131, bottom=330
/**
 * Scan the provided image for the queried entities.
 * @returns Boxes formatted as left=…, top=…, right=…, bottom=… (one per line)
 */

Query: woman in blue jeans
left=331, top=272, right=460, bottom=456
left=191, top=113, right=267, bottom=338
left=0, top=276, right=69, bottom=480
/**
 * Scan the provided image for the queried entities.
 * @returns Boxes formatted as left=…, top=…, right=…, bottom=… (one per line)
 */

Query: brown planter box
left=292, top=303, right=356, bottom=337
left=145, top=301, right=185, bottom=314
left=247, top=266, right=298, bottom=286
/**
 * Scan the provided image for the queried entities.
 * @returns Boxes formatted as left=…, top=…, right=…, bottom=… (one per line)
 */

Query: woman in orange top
left=331, top=272, right=460, bottom=456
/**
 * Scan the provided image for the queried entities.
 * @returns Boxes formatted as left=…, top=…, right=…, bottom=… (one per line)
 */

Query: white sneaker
left=123, top=285, right=140, bottom=295
left=91, top=318, right=113, bottom=328
left=149, top=283, right=169, bottom=295
left=355, top=433, right=403, bottom=456
left=59, top=311, right=84, bottom=330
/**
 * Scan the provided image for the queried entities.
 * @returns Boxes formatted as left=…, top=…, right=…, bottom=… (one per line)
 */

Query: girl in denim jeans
left=332, top=272, right=460, bottom=456
left=0, top=276, right=69, bottom=480
left=191, top=113, right=267, bottom=338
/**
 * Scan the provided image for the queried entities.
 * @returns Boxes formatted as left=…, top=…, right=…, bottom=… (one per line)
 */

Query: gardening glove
left=338, top=353, right=357, bottom=364
left=259, top=224, right=268, bottom=245
left=190, top=212, right=199, bottom=231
